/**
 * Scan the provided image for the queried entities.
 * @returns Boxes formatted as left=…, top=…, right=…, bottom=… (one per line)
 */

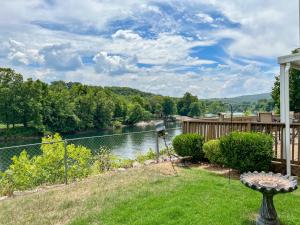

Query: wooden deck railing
left=182, top=119, right=300, bottom=164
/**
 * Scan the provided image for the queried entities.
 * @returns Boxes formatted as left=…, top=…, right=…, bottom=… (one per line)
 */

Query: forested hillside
left=214, top=93, right=271, bottom=104
left=0, top=68, right=275, bottom=136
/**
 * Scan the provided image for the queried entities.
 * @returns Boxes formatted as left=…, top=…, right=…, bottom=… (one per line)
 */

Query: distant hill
left=211, top=93, right=272, bottom=104
left=106, top=86, right=271, bottom=104
left=105, top=86, right=158, bottom=98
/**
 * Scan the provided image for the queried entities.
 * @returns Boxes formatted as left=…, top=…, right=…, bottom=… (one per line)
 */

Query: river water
left=0, top=122, right=182, bottom=171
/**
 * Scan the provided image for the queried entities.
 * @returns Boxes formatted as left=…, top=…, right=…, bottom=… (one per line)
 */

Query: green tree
left=149, top=96, right=163, bottom=116
left=177, top=92, right=198, bottom=116
left=188, top=102, right=202, bottom=117
left=127, top=103, right=146, bottom=125
left=131, top=95, right=145, bottom=108
left=0, top=68, right=23, bottom=130
left=206, top=101, right=225, bottom=114
left=162, top=97, right=176, bottom=117
left=74, top=91, right=96, bottom=129
left=19, top=79, right=45, bottom=129
left=94, top=96, right=114, bottom=129
left=154, top=103, right=163, bottom=118
left=113, top=97, right=128, bottom=121
left=43, top=82, right=79, bottom=132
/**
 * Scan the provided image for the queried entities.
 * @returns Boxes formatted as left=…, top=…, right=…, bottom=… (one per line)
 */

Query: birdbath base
left=256, top=193, right=280, bottom=225
left=240, top=172, right=298, bottom=225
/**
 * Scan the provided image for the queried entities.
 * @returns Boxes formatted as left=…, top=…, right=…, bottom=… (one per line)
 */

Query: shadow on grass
left=187, top=163, right=241, bottom=180
left=175, top=163, right=192, bottom=169
left=240, top=218, right=295, bottom=225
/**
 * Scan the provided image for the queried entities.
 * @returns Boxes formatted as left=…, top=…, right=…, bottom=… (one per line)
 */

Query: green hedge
left=220, top=132, right=273, bottom=172
left=203, top=139, right=224, bottom=165
left=172, top=133, right=204, bottom=161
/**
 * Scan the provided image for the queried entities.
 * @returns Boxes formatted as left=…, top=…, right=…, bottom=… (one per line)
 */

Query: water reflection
left=0, top=122, right=182, bottom=171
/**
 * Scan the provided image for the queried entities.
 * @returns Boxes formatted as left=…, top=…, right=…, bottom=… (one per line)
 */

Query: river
left=0, top=122, right=182, bottom=171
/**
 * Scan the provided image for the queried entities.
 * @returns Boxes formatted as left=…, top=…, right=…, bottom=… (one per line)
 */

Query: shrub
left=7, top=151, right=40, bottom=190
left=92, top=147, right=134, bottom=173
left=35, top=134, right=92, bottom=183
left=0, top=171, right=14, bottom=196
left=0, top=133, right=92, bottom=195
left=172, top=133, right=204, bottom=161
left=203, top=139, right=224, bottom=165
left=92, top=147, right=113, bottom=172
left=220, top=132, right=273, bottom=173
left=111, top=158, right=134, bottom=169
left=66, top=144, right=92, bottom=179
left=136, top=149, right=156, bottom=163
left=112, top=120, right=123, bottom=129
left=159, top=147, right=175, bottom=156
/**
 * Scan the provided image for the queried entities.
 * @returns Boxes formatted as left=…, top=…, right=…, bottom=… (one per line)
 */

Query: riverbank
left=0, top=126, right=41, bottom=140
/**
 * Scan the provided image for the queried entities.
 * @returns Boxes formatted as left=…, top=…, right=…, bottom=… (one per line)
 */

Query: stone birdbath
left=240, top=171, right=297, bottom=225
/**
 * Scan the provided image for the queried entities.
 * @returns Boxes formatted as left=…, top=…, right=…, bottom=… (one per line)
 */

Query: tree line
left=0, top=68, right=277, bottom=136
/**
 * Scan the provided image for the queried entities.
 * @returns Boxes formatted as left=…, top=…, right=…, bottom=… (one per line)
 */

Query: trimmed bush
left=172, top=133, right=204, bottom=161
left=203, top=139, right=224, bottom=165
left=220, top=132, right=273, bottom=173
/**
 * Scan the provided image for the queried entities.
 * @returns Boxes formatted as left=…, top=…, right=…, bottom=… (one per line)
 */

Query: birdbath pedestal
left=240, top=172, right=297, bottom=225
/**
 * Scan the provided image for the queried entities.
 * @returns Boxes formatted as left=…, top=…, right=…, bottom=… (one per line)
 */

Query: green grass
left=1, top=164, right=299, bottom=225
left=69, top=166, right=300, bottom=225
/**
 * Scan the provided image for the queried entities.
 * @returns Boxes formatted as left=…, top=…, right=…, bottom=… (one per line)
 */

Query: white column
left=280, top=64, right=285, bottom=123
left=280, top=64, right=286, bottom=159
left=284, top=63, right=291, bottom=176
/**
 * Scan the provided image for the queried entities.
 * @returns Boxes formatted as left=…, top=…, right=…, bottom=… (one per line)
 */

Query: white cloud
left=93, top=51, right=137, bottom=74
left=109, top=30, right=216, bottom=66
left=196, top=13, right=214, bottom=23
left=112, top=30, right=142, bottom=41
left=7, top=39, right=43, bottom=66
left=39, top=43, right=83, bottom=71
left=0, top=0, right=296, bottom=97
left=204, top=0, right=299, bottom=57
left=57, top=59, right=274, bottom=99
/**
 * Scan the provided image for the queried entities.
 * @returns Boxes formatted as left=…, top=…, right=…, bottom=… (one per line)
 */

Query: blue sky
left=0, top=0, right=299, bottom=98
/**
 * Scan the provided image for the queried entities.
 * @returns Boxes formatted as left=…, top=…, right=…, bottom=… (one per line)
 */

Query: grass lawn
left=0, top=163, right=299, bottom=225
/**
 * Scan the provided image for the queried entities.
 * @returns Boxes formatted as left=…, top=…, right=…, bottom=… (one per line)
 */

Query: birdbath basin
left=240, top=171, right=297, bottom=225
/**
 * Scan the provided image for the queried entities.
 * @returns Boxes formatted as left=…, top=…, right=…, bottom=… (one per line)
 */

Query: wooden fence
left=182, top=119, right=300, bottom=164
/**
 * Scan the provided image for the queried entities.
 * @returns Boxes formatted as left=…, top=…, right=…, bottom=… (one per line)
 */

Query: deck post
left=280, top=64, right=286, bottom=159
left=284, top=63, right=291, bottom=176
left=280, top=63, right=291, bottom=176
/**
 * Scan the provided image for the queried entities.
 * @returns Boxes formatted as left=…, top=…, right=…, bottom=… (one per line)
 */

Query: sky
left=0, top=0, right=299, bottom=98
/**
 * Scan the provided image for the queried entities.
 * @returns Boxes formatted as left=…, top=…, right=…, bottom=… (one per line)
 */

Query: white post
left=284, top=63, right=291, bottom=176
left=299, top=0, right=300, bottom=47
left=280, top=64, right=286, bottom=159
left=280, top=64, right=286, bottom=123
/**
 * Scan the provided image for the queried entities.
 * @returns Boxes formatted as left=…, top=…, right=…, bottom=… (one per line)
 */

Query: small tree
left=188, top=102, right=202, bottom=117
left=177, top=92, right=198, bottom=116
left=127, top=103, right=145, bottom=124
left=162, top=97, right=176, bottom=118
left=0, top=68, right=23, bottom=130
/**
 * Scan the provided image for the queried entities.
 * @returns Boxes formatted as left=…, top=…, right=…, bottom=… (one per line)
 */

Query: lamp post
left=221, top=102, right=233, bottom=183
